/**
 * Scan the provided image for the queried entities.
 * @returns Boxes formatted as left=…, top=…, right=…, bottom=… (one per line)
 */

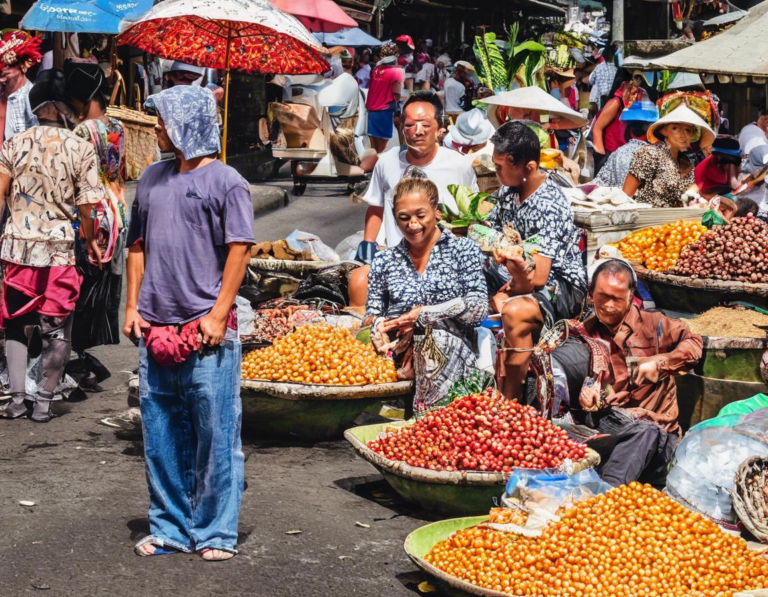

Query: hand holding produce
left=611, top=220, right=707, bottom=272
left=367, top=390, right=587, bottom=472
left=242, top=323, right=397, bottom=385
left=425, top=482, right=768, bottom=597
left=671, top=215, right=768, bottom=282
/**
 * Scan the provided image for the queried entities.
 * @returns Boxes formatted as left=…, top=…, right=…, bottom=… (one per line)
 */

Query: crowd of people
left=3, top=22, right=768, bottom=563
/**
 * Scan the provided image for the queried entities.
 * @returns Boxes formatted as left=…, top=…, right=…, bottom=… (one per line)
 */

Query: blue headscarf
left=145, top=85, right=220, bottom=160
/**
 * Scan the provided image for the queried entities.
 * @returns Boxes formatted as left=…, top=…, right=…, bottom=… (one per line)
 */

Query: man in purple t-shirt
left=124, top=85, right=254, bottom=561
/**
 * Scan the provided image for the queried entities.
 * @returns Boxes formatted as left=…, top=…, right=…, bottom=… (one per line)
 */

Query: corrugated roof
left=656, top=0, right=768, bottom=77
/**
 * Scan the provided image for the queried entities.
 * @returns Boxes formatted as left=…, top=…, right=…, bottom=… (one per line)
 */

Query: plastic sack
left=335, top=231, right=364, bottom=262
left=505, top=467, right=612, bottom=516
left=286, top=230, right=340, bottom=263
left=235, top=296, right=255, bottom=336
left=701, top=208, right=726, bottom=229
left=667, top=414, right=768, bottom=525
left=718, top=394, right=768, bottom=418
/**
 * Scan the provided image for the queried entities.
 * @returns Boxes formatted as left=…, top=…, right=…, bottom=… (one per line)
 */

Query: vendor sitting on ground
left=553, top=259, right=702, bottom=487
left=623, top=105, right=716, bottom=207
left=486, top=122, right=587, bottom=400
left=365, top=175, right=488, bottom=417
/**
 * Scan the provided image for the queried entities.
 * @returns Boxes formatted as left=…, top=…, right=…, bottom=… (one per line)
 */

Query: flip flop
left=199, top=548, right=235, bottom=561
left=134, top=537, right=182, bottom=557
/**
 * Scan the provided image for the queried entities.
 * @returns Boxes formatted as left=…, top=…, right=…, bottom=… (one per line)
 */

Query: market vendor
left=365, top=175, right=488, bottom=417
left=555, top=259, right=702, bottom=487
left=486, top=121, right=587, bottom=400
left=623, top=105, right=715, bottom=207
left=693, top=136, right=741, bottom=199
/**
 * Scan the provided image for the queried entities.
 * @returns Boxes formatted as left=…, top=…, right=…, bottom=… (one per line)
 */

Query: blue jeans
left=138, top=340, right=244, bottom=553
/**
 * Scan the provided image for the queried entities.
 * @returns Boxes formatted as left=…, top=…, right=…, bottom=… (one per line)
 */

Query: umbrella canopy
left=655, top=0, right=768, bottom=77
left=314, top=27, right=381, bottom=47
left=117, top=0, right=329, bottom=74
left=480, top=87, right=588, bottom=129
left=270, top=0, right=357, bottom=33
left=21, top=0, right=153, bottom=34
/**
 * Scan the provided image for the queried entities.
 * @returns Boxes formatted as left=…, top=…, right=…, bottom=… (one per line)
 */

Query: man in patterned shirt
left=486, top=121, right=587, bottom=400
left=588, top=45, right=618, bottom=110
left=0, top=31, right=42, bottom=142
left=0, top=69, right=103, bottom=422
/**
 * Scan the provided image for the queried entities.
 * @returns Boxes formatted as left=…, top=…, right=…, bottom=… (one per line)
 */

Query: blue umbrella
left=314, top=27, right=381, bottom=48
left=21, top=0, right=154, bottom=34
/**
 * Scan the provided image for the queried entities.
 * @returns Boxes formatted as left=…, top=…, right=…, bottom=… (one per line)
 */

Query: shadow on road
left=333, top=474, right=438, bottom=523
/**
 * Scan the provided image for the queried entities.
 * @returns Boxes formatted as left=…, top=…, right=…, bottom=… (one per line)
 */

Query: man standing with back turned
left=124, top=85, right=254, bottom=561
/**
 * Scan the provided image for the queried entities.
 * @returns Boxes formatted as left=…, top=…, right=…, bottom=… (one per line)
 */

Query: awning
left=654, top=0, right=768, bottom=78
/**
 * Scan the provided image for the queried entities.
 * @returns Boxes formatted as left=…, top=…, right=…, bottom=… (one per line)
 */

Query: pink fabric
left=366, top=65, right=404, bottom=111
left=1, top=263, right=81, bottom=326
left=142, top=319, right=202, bottom=366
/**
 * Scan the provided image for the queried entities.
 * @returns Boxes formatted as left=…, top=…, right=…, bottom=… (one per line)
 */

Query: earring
left=523, top=177, right=527, bottom=182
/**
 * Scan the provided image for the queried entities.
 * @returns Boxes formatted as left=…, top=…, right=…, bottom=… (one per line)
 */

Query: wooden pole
left=221, top=23, right=232, bottom=163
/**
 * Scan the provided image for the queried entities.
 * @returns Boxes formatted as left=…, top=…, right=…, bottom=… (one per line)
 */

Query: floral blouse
left=628, top=142, right=694, bottom=207
left=594, top=139, right=647, bottom=188
left=486, top=176, right=587, bottom=292
left=366, top=230, right=488, bottom=332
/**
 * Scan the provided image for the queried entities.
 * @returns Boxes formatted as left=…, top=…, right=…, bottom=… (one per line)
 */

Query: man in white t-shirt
left=443, top=61, right=474, bottom=117
left=739, top=110, right=768, bottom=156
left=348, top=93, right=478, bottom=308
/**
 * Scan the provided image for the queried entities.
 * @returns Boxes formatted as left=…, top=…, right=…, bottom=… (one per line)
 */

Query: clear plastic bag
left=286, top=230, right=340, bottom=262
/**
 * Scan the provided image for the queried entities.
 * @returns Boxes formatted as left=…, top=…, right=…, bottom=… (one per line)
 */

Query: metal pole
left=222, top=23, right=232, bottom=164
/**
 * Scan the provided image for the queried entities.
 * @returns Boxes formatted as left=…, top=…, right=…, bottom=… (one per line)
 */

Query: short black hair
left=402, top=91, right=444, bottom=121
left=625, top=122, right=650, bottom=142
left=589, top=259, right=637, bottom=295
left=490, top=121, right=540, bottom=165
left=735, top=197, right=759, bottom=218
left=759, top=109, right=768, bottom=118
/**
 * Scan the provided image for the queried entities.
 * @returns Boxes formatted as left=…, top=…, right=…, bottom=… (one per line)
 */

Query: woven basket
left=250, top=258, right=343, bottom=274
left=731, top=456, right=768, bottom=543
left=241, top=379, right=412, bottom=401
left=107, top=106, right=158, bottom=181
left=345, top=421, right=600, bottom=486
left=634, top=265, right=768, bottom=297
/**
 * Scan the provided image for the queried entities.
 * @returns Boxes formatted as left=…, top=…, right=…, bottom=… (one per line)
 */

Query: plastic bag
left=505, top=467, right=612, bottom=516
left=667, top=414, right=768, bottom=525
left=702, top=208, right=726, bottom=229
left=718, top=394, right=768, bottom=418
left=235, top=296, right=255, bottom=336
left=286, top=230, right=340, bottom=263
left=72, top=263, right=122, bottom=352
left=335, top=232, right=364, bottom=262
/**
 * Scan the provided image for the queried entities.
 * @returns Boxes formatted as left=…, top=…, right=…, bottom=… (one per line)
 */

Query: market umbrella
left=480, top=87, right=588, bottom=130
left=117, top=0, right=329, bottom=161
left=269, top=0, right=357, bottom=33
left=314, top=27, right=382, bottom=48
left=22, top=0, right=154, bottom=34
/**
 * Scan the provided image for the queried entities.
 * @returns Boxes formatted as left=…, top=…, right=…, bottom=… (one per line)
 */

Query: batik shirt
left=593, top=139, right=647, bottom=188
left=486, top=176, right=587, bottom=292
left=589, top=62, right=618, bottom=107
left=366, top=230, right=488, bottom=332
left=74, top=117, right=126, bottom=186
left=0, top=126, right=103, bottom=267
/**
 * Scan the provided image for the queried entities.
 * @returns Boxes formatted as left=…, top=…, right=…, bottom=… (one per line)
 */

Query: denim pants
left=138, top=340, right=244, bottom=553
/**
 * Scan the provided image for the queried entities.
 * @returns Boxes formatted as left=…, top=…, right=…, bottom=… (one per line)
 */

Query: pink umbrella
left=270, top=0, right=356, bottom=33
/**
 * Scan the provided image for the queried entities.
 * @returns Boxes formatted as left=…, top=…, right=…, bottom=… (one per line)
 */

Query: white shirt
left=364, top=146, right=479, bottom=246
left=415, top=63, right=435, bottom=84
left=739, top=123, right=768, bottom=156
left=355, top=64, right=371, bottom=89
left=5, top=80, right=38, bottom=142
left=443, top=77, right=466, bottom=113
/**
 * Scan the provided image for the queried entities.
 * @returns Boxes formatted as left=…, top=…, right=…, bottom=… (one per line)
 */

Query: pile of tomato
left=367, top=390, right=587, bottom=472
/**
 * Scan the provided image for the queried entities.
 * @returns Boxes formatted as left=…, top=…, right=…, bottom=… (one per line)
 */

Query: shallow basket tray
left=240, top=379, right=412, bottom=401
left=250, top=258, right=342, bottom=274
left=344, top=421, right=599, bottom=516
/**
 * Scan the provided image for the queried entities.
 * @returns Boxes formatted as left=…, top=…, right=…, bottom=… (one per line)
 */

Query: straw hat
left=481, top=87, right=587, bottom=130
left=647, top=104, right=715, bottom=147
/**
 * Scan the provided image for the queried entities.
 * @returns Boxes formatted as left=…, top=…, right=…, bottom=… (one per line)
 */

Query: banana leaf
left=507, top=41, right=547, bottom=90
left=468, top=192, right=492, bottom=221
left=473, top=32, right=508, bottom=92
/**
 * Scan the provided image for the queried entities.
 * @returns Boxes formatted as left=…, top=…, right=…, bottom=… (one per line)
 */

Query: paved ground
left=0, top=177, right=439, bottom=597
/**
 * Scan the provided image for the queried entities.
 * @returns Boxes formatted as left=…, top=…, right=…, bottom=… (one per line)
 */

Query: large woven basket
left=240, top=379, right=412, bottom=401
left=107, top=106, right=158, bottom=180
left=731, top=456, right=768, bottom=543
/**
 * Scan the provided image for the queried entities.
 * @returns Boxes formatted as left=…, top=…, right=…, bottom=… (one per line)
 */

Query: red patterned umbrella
left=117, top=0, right=329, bottom=160
left=269, top=0, right=357, bottom=33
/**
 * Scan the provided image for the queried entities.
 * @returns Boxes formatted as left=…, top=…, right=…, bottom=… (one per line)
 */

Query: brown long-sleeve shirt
left=584, top=305, right=703, bottom=436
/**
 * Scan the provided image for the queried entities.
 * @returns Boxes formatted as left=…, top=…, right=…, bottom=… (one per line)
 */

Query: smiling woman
left=365, top=175, right=489, bottom=417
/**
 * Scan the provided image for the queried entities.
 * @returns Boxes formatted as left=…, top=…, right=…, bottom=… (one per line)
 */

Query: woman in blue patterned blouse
left=365, top=175, right=488, bottom=417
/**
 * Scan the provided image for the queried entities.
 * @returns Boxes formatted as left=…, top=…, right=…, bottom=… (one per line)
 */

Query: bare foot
left=134, top=542, right=157, bottom=556
left=200, top=549, right=235, bottom=561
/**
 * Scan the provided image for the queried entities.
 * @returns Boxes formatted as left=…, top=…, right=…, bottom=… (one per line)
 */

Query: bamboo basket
left=106, top=106, right=158, bottom=180
left=634, top=265, right=768, bottom=313
left=730, top=456, right=768, bottom=543
left=345, top=421, right=599, bottom=516
left=249, top=258, right=346, bottom=275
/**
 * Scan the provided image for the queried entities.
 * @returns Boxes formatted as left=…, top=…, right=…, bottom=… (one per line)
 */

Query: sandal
left=134, top=537, right=182, bottom=557
left=199, top=548, right=235, bottom=561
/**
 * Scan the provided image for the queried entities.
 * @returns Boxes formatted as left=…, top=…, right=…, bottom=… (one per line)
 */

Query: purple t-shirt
left=127, top=159, right=255, bottom=324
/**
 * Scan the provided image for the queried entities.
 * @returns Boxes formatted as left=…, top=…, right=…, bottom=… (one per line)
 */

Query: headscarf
left=145, top=86, right=220, bottom=160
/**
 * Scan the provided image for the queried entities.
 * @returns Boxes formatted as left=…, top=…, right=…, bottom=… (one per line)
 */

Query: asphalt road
left=0, top=178, right=438, bottom=597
